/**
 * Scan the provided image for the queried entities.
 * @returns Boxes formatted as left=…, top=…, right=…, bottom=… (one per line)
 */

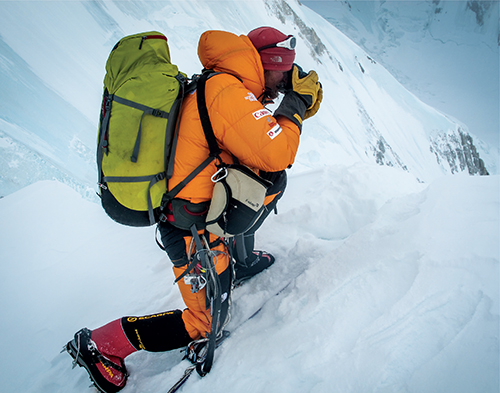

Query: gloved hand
left=289, top=65, right=321, bottom=112
left=304, top=83, right=322, bottom=120
left=274, top=64, right=322, bottom=130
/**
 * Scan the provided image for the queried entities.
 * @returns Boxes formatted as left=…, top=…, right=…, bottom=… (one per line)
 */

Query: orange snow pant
left=171, top=230, right=231, bottom=340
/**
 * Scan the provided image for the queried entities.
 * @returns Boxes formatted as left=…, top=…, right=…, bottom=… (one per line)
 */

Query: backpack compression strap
left=112, top=95, right=170, bottom=163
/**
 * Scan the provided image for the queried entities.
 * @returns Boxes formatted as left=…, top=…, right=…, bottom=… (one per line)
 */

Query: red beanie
left=248, top=27, right=296, bottom=71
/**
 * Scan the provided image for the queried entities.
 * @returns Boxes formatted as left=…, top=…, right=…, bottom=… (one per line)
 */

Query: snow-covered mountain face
left=0, top=0, right=495, bottom=200
left=302, top=0, right=499, bottom=150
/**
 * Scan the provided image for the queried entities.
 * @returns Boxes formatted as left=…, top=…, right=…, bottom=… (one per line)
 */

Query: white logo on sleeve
left=252, top=109, right=272, bottom=120
left=245, top=92, right=258, bottom=102
left=267, top=124, right=282, bottom=140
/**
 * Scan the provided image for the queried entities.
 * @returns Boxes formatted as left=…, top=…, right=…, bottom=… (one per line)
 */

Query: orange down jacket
left=168, top=30, right=301, bottom=203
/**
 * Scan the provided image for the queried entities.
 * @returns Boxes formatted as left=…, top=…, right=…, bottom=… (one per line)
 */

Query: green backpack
left=97, top=31, right=255, bottom=230
left=97, top=31, right=187, bottom=226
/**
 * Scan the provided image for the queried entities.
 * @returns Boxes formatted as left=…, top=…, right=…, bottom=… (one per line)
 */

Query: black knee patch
left=158, top=222, right=191, bottom=267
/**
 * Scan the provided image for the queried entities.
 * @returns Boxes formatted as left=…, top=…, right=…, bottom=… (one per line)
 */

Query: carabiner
left=211, top=167, right=228, bottom=183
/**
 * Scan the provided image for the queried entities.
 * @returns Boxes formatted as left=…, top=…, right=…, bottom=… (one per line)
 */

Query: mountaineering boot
left=234, top=250, right=275, bottom=285
left=65, top=319, right=136, bottom=393
left=229, top=234, right=276, bottom=285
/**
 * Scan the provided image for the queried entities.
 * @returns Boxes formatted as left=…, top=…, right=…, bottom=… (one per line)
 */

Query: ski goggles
left=257, top=35, right=296, bottom=51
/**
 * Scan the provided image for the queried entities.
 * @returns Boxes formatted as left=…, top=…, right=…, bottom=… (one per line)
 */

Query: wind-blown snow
left=0, top=167, right=498, bottom=392
left=0, top=0, right=498, bottom=392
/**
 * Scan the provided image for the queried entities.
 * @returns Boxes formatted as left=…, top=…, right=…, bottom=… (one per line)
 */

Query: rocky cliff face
left=265, top=0, right=329, bottom=62
left=430, top=128, right=489, bottom=176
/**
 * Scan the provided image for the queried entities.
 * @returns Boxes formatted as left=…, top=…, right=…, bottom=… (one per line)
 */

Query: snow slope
left=0, top=167, right=498, bottom=392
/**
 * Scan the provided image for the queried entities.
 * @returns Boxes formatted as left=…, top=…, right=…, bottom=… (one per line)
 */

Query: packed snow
left=1, top=168, right=498, bottom=392
left=0, top=1, right=498, bottom=392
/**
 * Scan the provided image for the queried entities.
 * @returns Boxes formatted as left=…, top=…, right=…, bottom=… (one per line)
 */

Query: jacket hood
left=198, top=30, right=265, bottom=99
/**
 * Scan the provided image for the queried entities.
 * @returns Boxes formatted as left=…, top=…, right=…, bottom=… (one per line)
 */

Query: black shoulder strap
left=196, top=71, right=222, bottom=159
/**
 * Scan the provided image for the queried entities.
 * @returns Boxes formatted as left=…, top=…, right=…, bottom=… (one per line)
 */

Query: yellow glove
left=290, top=65, right=321, bottom=113
left=304, top=84, right=322, bottom=119
left=274, top=65, right=323, bottom=130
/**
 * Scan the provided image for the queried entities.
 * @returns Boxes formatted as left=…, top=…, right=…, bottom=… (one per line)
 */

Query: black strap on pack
left=196, top=71, right=222, bottom=159
left=112, top=95, right=170, bottom=163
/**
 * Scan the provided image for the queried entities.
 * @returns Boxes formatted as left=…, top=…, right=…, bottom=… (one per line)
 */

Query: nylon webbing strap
left=196, top=72, right=222, bottom=158
left=165, top=91, right=183, bottom=179
left=103, top=172, right=166, bottom=225
left=167, top=123, right=181, bottom=179
left=113, top=95, right=170, bottom=118
left=165, top=74, right=188, bottom=179
left=163, top=156, right=215, bottom=202
left=97, top=93, right=114, bottom=183
left=103, top=174, right=160, bottom=183
left=113, top=95, right=170, bottom=163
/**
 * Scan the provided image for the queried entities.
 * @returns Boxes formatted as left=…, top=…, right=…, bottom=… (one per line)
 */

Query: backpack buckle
left=151, top=109, right=166, bottom=117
